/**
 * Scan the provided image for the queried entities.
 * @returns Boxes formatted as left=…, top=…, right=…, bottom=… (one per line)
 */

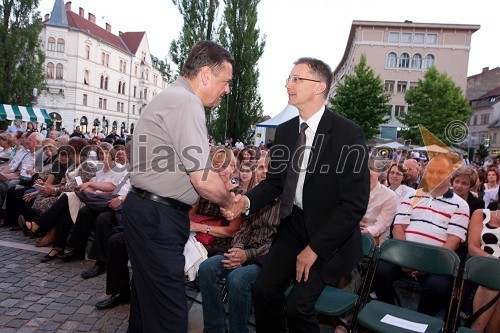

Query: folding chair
left=453, top=256, right=500, bottom=333
left=285, top=233, right=378, bottom=332
left=356, top=239, right=461, bottom=333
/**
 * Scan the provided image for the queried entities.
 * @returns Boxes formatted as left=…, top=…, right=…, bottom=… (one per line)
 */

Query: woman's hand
left=189, top=222, right=205, bottom=233
left=23, top=190, right=39, bottom=202
left=37, top=185, right=54, bottom=196
left=77, top=182, right=93, bottom=192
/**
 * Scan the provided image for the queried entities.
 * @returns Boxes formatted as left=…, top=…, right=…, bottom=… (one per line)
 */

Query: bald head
left=404, top=158, right=421, bottom=183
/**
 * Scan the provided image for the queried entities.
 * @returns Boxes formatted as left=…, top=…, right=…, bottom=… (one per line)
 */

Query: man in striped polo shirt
left=373, top=154, right=470, bottom=316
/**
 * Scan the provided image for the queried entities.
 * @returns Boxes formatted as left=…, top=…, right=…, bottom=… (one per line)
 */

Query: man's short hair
left=294, top=57, right=333, bottom=99
left=182, top=40, right=234, bottom=80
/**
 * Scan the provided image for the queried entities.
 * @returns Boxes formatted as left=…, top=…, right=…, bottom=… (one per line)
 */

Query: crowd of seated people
left=2, top=127, right=500, bottom=332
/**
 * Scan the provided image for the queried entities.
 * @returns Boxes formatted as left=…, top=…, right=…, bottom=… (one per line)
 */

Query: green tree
left=0, top=0, right=45, bottom=106
left=169, top=0, right=220, bottom=76
left=476, top=144, right=489, bottom=161
left=398, top=67, right=473, bottom=146
left=212, top=0, right=265, bottom=142
left=330, top=54, right=390, bottom=139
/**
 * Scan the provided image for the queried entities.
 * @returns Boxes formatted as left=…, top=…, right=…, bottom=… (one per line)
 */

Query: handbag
left=18, top=175, right=34, bottom=187
left=75, top=191, right=118, bottom=212
left=191, top=213, right=223, bottom=248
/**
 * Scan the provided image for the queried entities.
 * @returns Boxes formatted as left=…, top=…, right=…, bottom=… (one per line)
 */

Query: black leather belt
left=131, top=186, right=191, bottom=213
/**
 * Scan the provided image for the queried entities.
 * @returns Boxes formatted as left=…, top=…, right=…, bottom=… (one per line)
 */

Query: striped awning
left=0, top=104, right=52, bottom=124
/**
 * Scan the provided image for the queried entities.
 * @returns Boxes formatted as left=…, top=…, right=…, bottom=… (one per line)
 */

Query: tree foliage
left=476, top=144, right=489, bottom=161
left=330, top=54, right=390, bottom=139
left=169, top=0, right=220, bottom=77
left=398, top=67, right=473, bottom=146
left=212, top=0, right=265, bottom=141
left=0, top=0, right=45, bottom=105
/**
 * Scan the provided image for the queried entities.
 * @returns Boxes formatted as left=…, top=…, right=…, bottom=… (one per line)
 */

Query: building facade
left=330, top=20, right=479, bottom=139
left=37, top=0, right=168, bottom=135
left=467, top=87, right=500, bottom=155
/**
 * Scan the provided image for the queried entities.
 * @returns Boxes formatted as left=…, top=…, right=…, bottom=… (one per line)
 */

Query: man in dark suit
left=224, top=57, right=370, bottom=333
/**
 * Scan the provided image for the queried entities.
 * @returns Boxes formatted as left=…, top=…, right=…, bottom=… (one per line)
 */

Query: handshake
left=221, top=192, right=250, bottom=220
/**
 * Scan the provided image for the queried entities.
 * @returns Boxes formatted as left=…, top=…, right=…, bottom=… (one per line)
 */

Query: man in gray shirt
left=121, top=41, right=234, bottom=333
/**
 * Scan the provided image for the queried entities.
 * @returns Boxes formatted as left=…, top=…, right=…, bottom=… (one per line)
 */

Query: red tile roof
left=120, top=32, right=146, bottom=54
left=479, top=87, right=500, bottom=99
left=66, top=11, right=131, bottom=54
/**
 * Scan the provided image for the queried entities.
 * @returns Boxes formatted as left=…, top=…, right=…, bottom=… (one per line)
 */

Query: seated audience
left=199, top=154, right=280, bottom=333
left=373, top=155, right=470, bottom=315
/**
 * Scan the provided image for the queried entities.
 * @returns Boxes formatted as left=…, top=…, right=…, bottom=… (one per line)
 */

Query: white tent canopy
left=254, top=105, right=298, bottom=146
left=374, top=141, right=412, bottom=151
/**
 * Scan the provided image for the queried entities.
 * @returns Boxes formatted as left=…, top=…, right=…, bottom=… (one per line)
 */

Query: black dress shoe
left=81, top=264, right=106, bottom=279
left=95, top=293, right=130, bottom=310
left=0, top=218, right=7, bottom=228
left=58, top=250, right=85, bottom=261
left=41, top=249, right=63, bottom=263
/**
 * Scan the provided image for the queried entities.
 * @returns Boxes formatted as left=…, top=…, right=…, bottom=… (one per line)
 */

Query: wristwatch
left=117, top=196, right=123, bottom=202
left=206, top=225, right=211, bottom=234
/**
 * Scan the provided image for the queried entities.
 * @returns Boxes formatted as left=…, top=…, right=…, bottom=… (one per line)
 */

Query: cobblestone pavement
left=0, top=227, right=131, bottom=333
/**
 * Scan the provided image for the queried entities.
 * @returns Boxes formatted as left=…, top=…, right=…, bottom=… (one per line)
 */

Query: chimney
left=65, top=1, right=72, bottom=11
left=44, top=13, right=50, bottom=21
left=482, top=67, right=490, bottom=73
left=88, top=13, right=96, bottom=23
left=119, top=31, right=123, bottom=36
left=79, top=7, right=84, bottom=16
left=106, top=23, right=111, bottom=33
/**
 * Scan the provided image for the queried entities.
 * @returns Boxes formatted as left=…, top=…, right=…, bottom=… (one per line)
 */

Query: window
left=134, top=66, right=138, bottom=77
left=142, top=51, right=146, bottom=61
left=398, top=53, right=410, bottom=68
left=56, top=38, right=65, bottom=52
left=85, top=45, right=90, bottom=59
left=473, top=115, right=477, bottom=125
left=83, top=94, right=88, bottom=106
left=401, top=33, right=412, bottom=43
left=144, top=88, right=148, bottom=100
left=426, top=34, right=438, bottom=44
left=117, top=102, right=120, bottom=112
left=133, top=86, right=137, bottom=98
left=118, top=82, right=122, bottom=94
left=119, top=60, right=127, bottom=73
left=100, top=76, right=108, bottom=90
left=394, top=105, right=405, bottom=117
left=411, top=54, right=422, bottom=69
left=101, top=52, right=109, bottom=67
left=386, top=52, right=397, bottom=68
left=100, top=75, right=105, bottom=89
left=145, top=69, right=149, bottom=80
left=414, top=33, right=424, bottom=44
left=47, top=37, right=55, bottom=51
left=84, top=70, right=90, bottom=85
left=98, top=98, right=107, bottom=110
left=423, top=54, right=435, bottom=69
left=56, top=63, right=63, bottom=79
left=132, top=105, right=135, bottom=115
left=397, top=81, right=407, bottom=93
left=481, top=114, right=490, bottom=125
left=104, top=77, right=108, bottom=90
left=154, top=75, right=158, bottom=85
left=46, top=62, right=54, bottom=79
left=388, top=32, right=399, bottom=43
left=384, top=80, right=395, bottom=93
left=493, top=133, right=497, bottom=144
left=121, top=82, right=126, bottom=94
left=409, top=82, right=418, bottom=90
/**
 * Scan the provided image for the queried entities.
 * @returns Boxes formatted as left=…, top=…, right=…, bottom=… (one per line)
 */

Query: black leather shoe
left=41, top=249, right=63, bottom=263
left=81, top=264, right=106, bottom=279
left=0, top=218, right=6, bottom=228
left=95, top=293, right=130, bottom=310
left=58, top=250, right=85, bottom=261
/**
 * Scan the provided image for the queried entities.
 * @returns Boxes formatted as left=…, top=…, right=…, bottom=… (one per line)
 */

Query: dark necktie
left=280, top=122, right=308, bottom=219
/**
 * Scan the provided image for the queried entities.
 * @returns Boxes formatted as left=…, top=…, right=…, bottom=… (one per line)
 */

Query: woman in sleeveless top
left=468, top=208, right=500, bottom=332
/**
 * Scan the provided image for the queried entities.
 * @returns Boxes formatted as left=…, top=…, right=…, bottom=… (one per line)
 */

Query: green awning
left=0, top=104, right=52, bottom=124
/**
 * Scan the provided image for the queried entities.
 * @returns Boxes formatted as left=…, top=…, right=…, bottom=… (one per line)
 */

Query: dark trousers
left=88, top=211, right=118, bottom=262
left=36, top=195, right=72, bottom=249
left=373, top=260, right=453, bottom=316
left=68, top=205, right=101, bottom=253
left=5, top=185, right=33, bottom=226
left=106, top=231, right=130, bottom=296
left=121, top=192, right=189, bottom=333
left=252, top=206, right=326, bottom=333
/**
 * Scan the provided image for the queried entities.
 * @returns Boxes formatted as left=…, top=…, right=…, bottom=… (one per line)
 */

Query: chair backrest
left=379, top=239, right=461, bottom=277
left=361, top=233, right=377, bottom=258
left=463, top=256, right=500, bottom=290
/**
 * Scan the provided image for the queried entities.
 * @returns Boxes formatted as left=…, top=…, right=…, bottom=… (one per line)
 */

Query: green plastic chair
left=454, top=256, right=500, bottom=333
left=356, top=239, right=461, bottom=333
left=285, top=234, right=378, bottom=332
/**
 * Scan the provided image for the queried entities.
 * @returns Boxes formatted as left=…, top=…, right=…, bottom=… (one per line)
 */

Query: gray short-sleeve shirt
left=130, top=77, right=210, bottom=205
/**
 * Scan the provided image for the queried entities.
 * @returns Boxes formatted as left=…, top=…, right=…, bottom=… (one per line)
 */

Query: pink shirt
left=360, top=183, right=397, bottom=243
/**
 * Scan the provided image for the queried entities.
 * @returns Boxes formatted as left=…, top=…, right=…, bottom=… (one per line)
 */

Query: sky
left=38, top=0, right=499, bottom=117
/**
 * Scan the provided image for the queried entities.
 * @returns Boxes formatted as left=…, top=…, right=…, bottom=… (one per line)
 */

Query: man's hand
left=221, top=247, right=247, bottom=269
left=296, top=245, right=318, bottom=283
left=108, top=197, right=122, bottom=210
left=23, top=190, right=39, bottom=202
left=77, top=182, right=91, bottom=192
left=221, top=194, right=248, bottom=221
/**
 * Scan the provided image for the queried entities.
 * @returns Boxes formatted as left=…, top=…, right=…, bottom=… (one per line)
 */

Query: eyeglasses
left=285, top=76, right=321, bottom=84
left=389, top=171, right=403, bottom=176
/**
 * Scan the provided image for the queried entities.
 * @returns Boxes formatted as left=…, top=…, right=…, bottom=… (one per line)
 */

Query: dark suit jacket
left=246, top=108, right=370, bottom=283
